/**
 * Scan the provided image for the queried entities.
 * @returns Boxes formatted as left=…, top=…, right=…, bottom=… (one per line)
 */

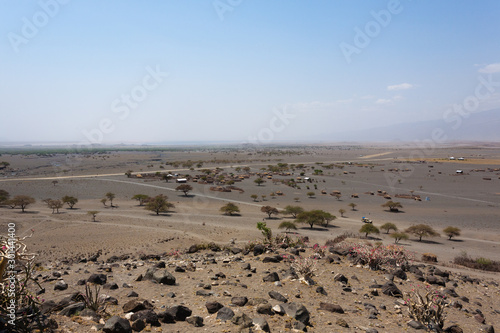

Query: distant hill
left=325, top=109, right=500, bottom=142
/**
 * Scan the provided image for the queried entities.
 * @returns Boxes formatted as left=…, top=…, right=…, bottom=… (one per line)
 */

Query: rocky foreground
left=8, top=240, right=500, bottom=333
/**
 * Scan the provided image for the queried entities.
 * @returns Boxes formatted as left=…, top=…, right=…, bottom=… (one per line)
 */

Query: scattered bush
left=453, top=253, right=500, bottom=272
left=422, top=253, right=437, bottom=262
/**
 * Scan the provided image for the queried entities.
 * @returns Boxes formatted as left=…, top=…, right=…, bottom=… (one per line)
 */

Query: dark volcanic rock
left=231, top=296, right=248, bottom=306
left=253, top=317, right=270, bottom=332
left=231, top=313, right=253, bottom=328
left=281, top=302, right=310, bottom=325
left=122, top=300, right=152, bottom=313
left=88, top=273, right=107, bottom=285
left=130, top=310, right=160, bottom=326
left=143, top=268, right=176, bottom=285
left=206, top=301, right=224, bottom=314
left=269, top=290, right=288, bottom=303
left=263, top=272, right=280, bottom=282
left=164, top=305, right=192, bottom=321
left=381, top=282, right=402, bottom=297
left=216, top=307, right=235, bottom=321
left=54, top=280, right=68, bottom=291
left=253, top=244, right=265, bottom=256
left=186, top=316, right=204, bottom=327
left=103, top=316, right=132, bottom=333
left=319, top=302, right=344, bottom=313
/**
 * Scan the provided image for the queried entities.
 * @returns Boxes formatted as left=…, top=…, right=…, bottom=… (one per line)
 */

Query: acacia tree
left=390, top=232, right=409, bottom=244
left=105, top=192, right=116, bottom=207
left=0, top=189, right=10, bottom=204
left=381, top=201, right=403, bottom=212
left=250, top=194, right=258, bottom=202
left=176, top=184, right=193, bottom=197
left=62, top=195, right=78, bottom=209
left=162, top=174, right=172, bottom=183
left=335, top=193, right=342, bottom=201
left=261, top=206, right=279, bottom=219
left=132, top=194, right=150, bottom=206
left=220, top=203, right=240, bottom=216
left=283, top=205, right=304, bottom=218
left=278, top=221, right=297, bottom=233
left=12, top=195, right=36, bottom=213
left=359, top=224, right=380, bottom=238
left=306, top=192, right=315, bottom=198
left=348, top=203, right=357, bottom=211
left=145, top=194, right=174, bottom=215
left=405, top=224, right=440, bottom=242
left=380, top=222, right=398, bottom=234
left=338, top=208, right=346, bottom=217
left=443, top=226, right=461, bottom=240
left=322, top=212, right=336, bottom=227
left=254, top=178, right=265, bottom=186
left=45, top=199, right=63, bottom=214
left=295, top=210, right=331, bottom=229
left=87, top=211, right=99, bottom=222
left=100, top=198, right=107, bottom=207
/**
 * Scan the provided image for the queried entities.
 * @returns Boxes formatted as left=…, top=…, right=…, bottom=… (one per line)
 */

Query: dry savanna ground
left=1, top=144, right=499, bottom=332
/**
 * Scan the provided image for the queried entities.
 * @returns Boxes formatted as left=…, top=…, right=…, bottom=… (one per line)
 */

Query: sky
left=1, top=0, right=499, bottom=145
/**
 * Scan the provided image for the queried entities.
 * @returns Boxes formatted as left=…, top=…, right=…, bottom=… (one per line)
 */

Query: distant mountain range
left=323, top=108, right=500, bottom=143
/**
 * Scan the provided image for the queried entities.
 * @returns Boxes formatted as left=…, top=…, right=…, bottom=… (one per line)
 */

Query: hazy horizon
left=1, top=1, right=499, bottom=145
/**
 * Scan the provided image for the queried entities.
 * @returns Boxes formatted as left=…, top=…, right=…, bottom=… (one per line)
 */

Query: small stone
left=216, top=307, right=235, bottom=321
left=336, top=318, right=349, bottom=327
left=231, top=296, right=248, bottom=306
left=205, top=301, right=223, bottom=314
left=186, top=315, right=204, bottom=327
left=54, top=280, right=68, bottom=291
left=103, top=316, right=132, bottom=333
left=269, top=290, right=288, bottom=303
left=407, top=320, right=426, bottom=329
left=319, top=302, right=344, bottom=313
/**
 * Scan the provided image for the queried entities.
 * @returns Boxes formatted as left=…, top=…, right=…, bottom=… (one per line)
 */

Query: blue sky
left=1, top=0, right=499, bottom=144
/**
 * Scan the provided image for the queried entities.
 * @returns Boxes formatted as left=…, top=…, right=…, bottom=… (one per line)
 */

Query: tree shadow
left=178, top=194, right=195, bottom=198
left=18, top=210, right=40, bottom=214
left=224, top=213, right=242, bottom=217
left=65, top=207, right=81, bottom=210
left=413, top=239, right=442, bottom=245
left=448, top=239, right=464, bottom=243
left=299, top=226, right=328, bottom=231
left=324, top=224, right=341, bottom=229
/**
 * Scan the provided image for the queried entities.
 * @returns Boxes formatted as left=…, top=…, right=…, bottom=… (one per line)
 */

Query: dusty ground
left=1, top=145, right=499, bottom=332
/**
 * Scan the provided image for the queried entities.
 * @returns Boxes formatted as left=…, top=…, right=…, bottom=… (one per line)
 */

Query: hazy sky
left=1, top=1, right=499, bottom=144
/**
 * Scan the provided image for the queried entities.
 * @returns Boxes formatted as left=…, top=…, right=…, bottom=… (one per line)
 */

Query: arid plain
left=1, top=144, right=500, bottom=332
